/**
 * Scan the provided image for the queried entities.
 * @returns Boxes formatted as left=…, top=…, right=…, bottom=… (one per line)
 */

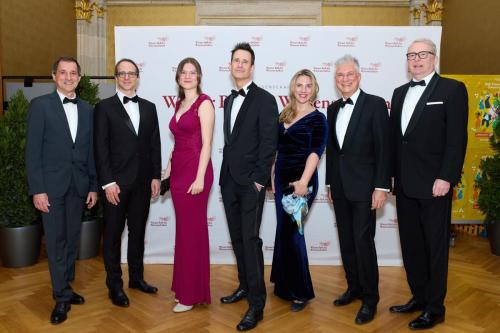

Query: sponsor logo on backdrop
left=137, top=62, right=146, bottom=72
left=277, top=95, right=333, bottom=110
left=337, top=36, right=358, bottom=48
left=218, top=242, right=233, bottom=251
left=218, top=64, right=230, bottom=72
left=250, top=36, right=263, bottom=47
left=171, top=66, right=177, bottom=73
left=264, top=243, right=274, bottom=252
left=261, top=84, right=289, bottom=91
left=290, top=35, right=310, bottom=47
left=207, top=216, right=216, bottom=227
left=196, top=35, right=215, bottom=47
left=379, top=217, right=398, bottom=229
left=162, top=95, right=221, bottom=109
left=385, top=37, right=405, bottom=48
left=361, top=62, right=382, bottom=74
left=150, top=216, right=170, bottom=226
left=266, top=61, right=287, bottom=72
left=310, top=240, right=331, bottom=252
left=313, top=62, right=333, bottom=73
left=148, top=36, right=168, bottom=48
left=313, top=190, right=330, bottom=204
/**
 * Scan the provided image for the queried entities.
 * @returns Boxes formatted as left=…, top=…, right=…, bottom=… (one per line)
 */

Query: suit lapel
left=394, top=84, right=410, bottom=137
left=113, top=94, right=137, bottom=136
left=330, top=100, right=342, bottom=151
left=50, top=92, right=73, bottom=143
left=341, top=90, right=365, bottom=151
left=137, top=98, right=146, bottom=136
left=74, top=100, right=85, bottom=143
left=223, top=94, right=235, bottom=145
left=230, top=82, right=256, bottom=141
left=404, top=73, right=440, bottom=136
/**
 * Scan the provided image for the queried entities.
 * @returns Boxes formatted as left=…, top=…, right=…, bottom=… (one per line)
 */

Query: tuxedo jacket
left=390, top=74, right=468, bottom=199
left=26, top=91, right=97, bottom=197
left=219, top=82, right=279, bottom=186
left=325, top=90, right=391, bottom=201
left=93, top=94, right=161, bottom=188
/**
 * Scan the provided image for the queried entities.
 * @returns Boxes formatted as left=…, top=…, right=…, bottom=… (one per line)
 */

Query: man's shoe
left=236, top=307, right=263, bottom=331
left=129, top=280, right=158, bottom=294
left=220, top=288, right=248, bottom=304
left=291, top=300, right=308, bottom=312
left=70, top=291, right=85, bottom=305
left=333, top=290, right=360, bottom=306
left=355, top=304, right=376, bottom=324
left=409, top=311, right=444, bottom=330
left=390, top=298, right=425, bottom=313
left=108, top=289, right=130, bottom=307
left=50, top=302, right=71, bottom=324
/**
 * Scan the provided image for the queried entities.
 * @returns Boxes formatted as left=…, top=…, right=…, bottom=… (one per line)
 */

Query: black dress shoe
left=409, top=311, right=444, bottom=330
left=355, top=304, right=376, bottom=324
left=129, top=280, right=158, bottom=294
left=333, top=290, right=360, bottom=306
left=291, top=300, right=308, bottom=312
left=70, top=291, right=85, bottom=305
left=220, top=288, right=248, bottom=304
left=109, top=289, right=130, bottom=307
left=390, top=298, right=425, bottom=313
left=50, top=302, right=71, bottom=324
left=236, top=307, right=263, bottom=331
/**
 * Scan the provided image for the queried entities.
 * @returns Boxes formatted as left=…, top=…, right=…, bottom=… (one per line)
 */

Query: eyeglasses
left=180, top=71, right=197, bottom=77
left=335, top=72, right=357, bottom=80
left=406, top=51, right=435, bottom=60
left=116, top=71, right=138, bottom=78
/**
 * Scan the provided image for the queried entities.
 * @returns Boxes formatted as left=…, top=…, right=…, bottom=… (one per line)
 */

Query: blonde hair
left=279, top=69, right=319, bottom=124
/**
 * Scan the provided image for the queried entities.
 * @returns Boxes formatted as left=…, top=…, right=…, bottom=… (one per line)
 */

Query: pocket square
left=426, top=101, right=443, bottom=105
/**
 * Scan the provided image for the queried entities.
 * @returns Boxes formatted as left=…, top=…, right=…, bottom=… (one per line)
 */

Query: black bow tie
left=339, top=98, right=353, bottom=108
left=123, top=95, right=139, bottom=104
left=409, top=80, right=426, bottom=87
left=231, top=89, right=246, bottom=98
left=63, top=97, right=78, bottom=104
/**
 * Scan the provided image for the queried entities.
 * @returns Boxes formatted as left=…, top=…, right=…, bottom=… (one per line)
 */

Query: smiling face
left=407, top=41, right=438, bottom=80
left=115, top=60, right=139, bottom=95
left=52, top=60, right=81, bottom=97
left=230, top=49, right=254, bottom=87
left=335, top=61, right=361, bottom=98
left=178, top=62, right=199, bottom=91
left=293, top=75, right=314, bottom=105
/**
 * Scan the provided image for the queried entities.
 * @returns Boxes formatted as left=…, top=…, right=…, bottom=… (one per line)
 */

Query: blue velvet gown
left=271, top=110, right=328, bottom=302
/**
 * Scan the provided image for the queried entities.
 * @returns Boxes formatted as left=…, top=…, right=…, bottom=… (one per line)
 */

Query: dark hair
left=231, top=42, right=255, bottom=65
left=175, top=57, right=203, bottom=101
left=52, top=56, right=81, bottom=76
left=114, top=58, right=140, bottom=77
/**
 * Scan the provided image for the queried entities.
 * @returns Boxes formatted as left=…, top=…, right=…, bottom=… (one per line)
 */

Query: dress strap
left=193, top=94, right=213, bottom=114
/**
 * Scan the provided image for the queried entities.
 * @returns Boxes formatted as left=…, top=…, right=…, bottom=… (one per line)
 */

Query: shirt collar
left=342, top=88, right=361, bottom=106
left=412, top=71, right=435, bottom=86
left=116, top=90, right=137, bottom=104
left=56, top=90, right=76, bottom=104
left=238, top=81, right=253, bottom=94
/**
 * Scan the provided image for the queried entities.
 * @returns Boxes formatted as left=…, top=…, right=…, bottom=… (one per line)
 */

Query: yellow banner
left=444, top=75, right=499, bottom=222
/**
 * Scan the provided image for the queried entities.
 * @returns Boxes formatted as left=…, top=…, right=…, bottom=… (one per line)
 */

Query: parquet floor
left=0, top=233, right=499, bottom=333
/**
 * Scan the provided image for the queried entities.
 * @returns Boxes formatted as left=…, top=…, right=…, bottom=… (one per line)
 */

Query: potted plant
left=76, top=75, right=103, bottom=259
left=476, top=119, right=500, bottom=255
left=0, top=90, right=41, bottom=267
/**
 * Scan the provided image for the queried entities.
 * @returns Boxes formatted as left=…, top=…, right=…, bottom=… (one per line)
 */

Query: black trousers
left=396, top=190, right=452, bottom=315
left=332, top=194, right=379, bottom=307
left=103, top=181, right=151, bottom=290
left=42, top=182, right=85, bottom=302
left=221, top=175, right=267, bottom=311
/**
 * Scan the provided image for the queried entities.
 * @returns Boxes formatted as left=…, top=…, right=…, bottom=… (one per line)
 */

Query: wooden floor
left=0, top=233, right=499, bottom=333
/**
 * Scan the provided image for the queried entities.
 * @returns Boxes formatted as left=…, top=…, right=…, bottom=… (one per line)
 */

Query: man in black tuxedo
left=389, top=38, right=468, bottom=330
left=26, top=56, right=97, bottom=324
left=94, top=58, right=161, bottom=307
left=219, top=42, right=279, bottom=331
left=325, top=55, right=391, bottom=325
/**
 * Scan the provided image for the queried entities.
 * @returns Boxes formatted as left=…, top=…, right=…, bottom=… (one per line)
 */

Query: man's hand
left=33, top=193, right=50, bottom=213
left=432, top=179, right=450, bottom=197
left=105, top=184, right=121, bottom=205
left=254, top=182, right=264, bottom=192
left=371, top=189, right=387, bottom=210
left=86, top=192, right=97, bottom=209
left=151, top=179, right=160, bottom=198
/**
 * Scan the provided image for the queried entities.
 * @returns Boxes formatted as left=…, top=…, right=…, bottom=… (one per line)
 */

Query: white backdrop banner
left=115, top=26, right=442, bottom=266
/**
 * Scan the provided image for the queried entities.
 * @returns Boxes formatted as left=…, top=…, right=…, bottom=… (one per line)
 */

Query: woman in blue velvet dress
left=270, top=69, right=328, bottom=311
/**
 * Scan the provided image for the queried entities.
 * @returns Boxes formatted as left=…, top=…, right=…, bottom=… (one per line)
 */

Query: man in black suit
left=26, top=56, right=97, bottom=324
left=94, top=58, right=161, bottom=307
left=219, top=42, right=279, bottom=331
left=325, top=54, right=391, bottom=325
left=389, top=38, right=468, bottom=330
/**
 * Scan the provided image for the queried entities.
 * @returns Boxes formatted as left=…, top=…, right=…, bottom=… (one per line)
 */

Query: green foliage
left=476, top=120, right=500, bottom=224
left=0, top=90, right=38, bottom=227
left=76, top=75, right=100, bottom=107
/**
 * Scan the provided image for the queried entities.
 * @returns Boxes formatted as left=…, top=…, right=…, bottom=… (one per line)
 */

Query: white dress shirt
left=230, top=81, right=252, bottom=132
left=56, top=90, right=78, bottom=143
left=117, top=90, right=140, bottom=134
left=401, top=71, right=435, bottom=134
left=335, top=88, right=360, bottom=149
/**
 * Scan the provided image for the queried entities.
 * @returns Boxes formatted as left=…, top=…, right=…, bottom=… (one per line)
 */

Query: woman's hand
left=187, top=177, right=204, bottom=195
left=290, top=180, right=308, bottom=197
left=162, top=164, right=171, bottom=180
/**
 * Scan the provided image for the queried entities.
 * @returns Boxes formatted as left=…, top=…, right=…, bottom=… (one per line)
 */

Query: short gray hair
left=335, top=54, right=360, bottom=73
left=409, top=38, right=437, bottom=54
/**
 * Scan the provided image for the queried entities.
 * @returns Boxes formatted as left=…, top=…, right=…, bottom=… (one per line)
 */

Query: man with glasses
left=94, top=58, right=161, bottom=307
left=325, top=54, right=391, bottom=325
left=389, top=38, right=468, bottom=330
